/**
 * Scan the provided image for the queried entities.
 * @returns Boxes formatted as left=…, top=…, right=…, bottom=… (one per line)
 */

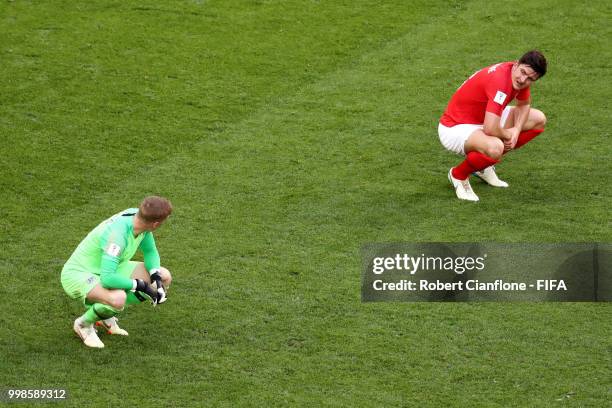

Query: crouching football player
left=61, top=196, right=173, bottom=348
left=438, top=50, right=548, bottom=201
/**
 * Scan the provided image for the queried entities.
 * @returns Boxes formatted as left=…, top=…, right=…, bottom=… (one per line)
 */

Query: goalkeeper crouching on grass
left=61, top=196, right=173, bottom=348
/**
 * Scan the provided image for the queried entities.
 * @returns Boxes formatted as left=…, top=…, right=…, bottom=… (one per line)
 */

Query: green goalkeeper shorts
left=61, top=261, right=139, bottom=306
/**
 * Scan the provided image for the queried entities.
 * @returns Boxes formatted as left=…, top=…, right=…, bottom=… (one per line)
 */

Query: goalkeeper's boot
left=73, top=318, right=104, bottom=348
left=474, top=166, right=509, bottom=188
left=96, top=317, right=129, bottom=336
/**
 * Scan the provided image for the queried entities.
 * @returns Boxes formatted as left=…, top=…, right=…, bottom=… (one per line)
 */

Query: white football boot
left=96, top=317, right=129, bottom=336
left=74, top=318, right=105, bottom=348
left=474, top=166, right=509, bottom=188
left=448, top=168, right=479, bottom=202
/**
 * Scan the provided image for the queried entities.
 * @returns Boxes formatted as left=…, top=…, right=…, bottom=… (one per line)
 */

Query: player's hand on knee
left=503, top=134, right=518, bottom=152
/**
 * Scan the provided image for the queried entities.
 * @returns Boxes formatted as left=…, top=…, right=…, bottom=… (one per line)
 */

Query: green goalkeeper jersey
left=64, top=208, right=161, bottom=290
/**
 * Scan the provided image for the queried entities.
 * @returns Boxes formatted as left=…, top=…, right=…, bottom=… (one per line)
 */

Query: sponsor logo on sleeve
left=106, top=243, right=122, bottom=257
left=494, top=90, right=507, bottom=105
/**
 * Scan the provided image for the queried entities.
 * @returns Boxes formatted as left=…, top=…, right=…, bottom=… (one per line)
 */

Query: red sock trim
left=515, top=128, right=544, bottom=149
left=452, top=152, right=498, bottom=180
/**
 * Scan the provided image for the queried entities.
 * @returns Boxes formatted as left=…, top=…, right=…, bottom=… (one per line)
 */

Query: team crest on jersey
left=494, top=90, right=507, bottom=105
left=86, top=276, right=96, bottom=285
left=105, top=243, right=122, bottom=257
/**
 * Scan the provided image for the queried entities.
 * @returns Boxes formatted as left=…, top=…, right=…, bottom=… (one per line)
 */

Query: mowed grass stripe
left=0, top=0, right=445, bottom=244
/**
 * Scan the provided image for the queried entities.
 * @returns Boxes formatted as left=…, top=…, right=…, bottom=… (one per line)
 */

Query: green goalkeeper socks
left=80, top=292, right=144, bottom=325
left=125, top=292, right=145, bottom=305
left=81, top=303, right=122, bottom=324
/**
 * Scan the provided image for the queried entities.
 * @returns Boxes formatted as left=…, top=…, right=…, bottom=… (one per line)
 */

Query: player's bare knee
left=487, top=149, right=503, bottom=160
left=109, top=290, right=127, bottom=309
left=159, top=267, right=172, bottom=287
left=536, top=110, right=547, bottom=129
left=485, top=139, right=504, bottom=159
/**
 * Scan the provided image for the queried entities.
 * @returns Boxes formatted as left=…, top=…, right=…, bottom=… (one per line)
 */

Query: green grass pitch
left=1, top=1, right=610, bottom=406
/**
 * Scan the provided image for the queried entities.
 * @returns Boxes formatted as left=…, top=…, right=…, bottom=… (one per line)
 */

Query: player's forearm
left=513, top=104, right=530, bottom=130
left=140, top=233, right=161, bottom=273
left=483, top=111, right=511, bottom=141
left=100, top=273, right=134, bottom=290
left=100, top=255, right=134, bottom=290
left=483, top=122, right=511, bottom=141
left=143, top=252, right=161, bottom=273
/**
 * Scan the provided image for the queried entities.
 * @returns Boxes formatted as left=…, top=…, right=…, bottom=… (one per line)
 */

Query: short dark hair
left=138, top=196, right=172, bottom=223
left=519, top=50, right=547, bottom=78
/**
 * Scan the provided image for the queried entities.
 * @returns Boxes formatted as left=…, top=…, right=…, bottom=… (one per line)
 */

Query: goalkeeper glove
left=132, top=279, right=159, bottom=305
left=150, top=270, right=167, bottom=304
